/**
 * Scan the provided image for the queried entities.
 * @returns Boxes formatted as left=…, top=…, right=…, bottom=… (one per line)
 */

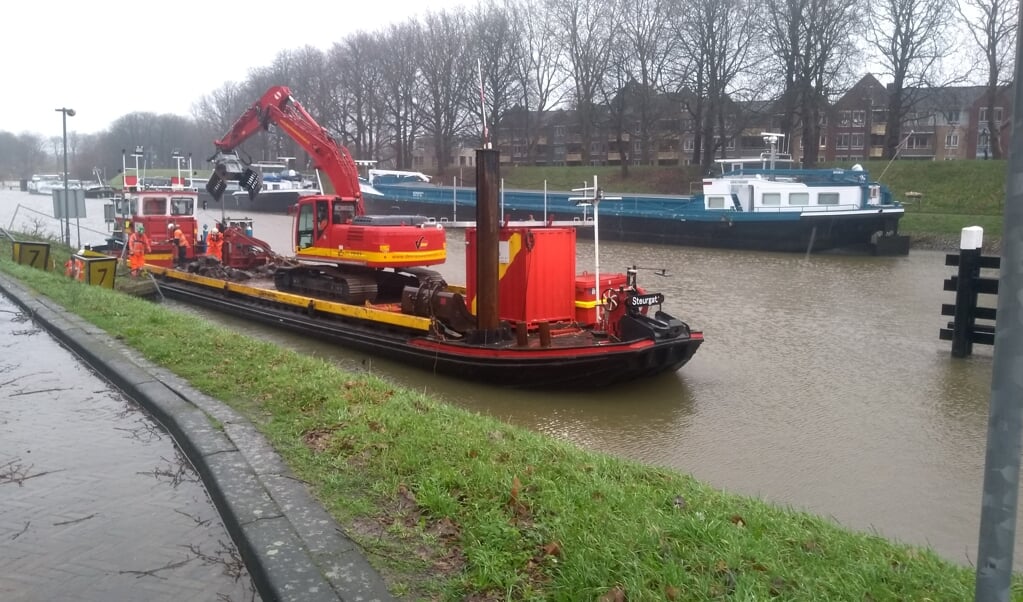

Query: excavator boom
left=206, top=85, right=363, bottom=213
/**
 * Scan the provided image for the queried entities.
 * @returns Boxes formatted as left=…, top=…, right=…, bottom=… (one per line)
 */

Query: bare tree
left=0, top=132, right=48, bottom=179
left=418, top=9, right=475, bottom=177
left=378, top=20, right=425, bottom=169
left=763, top=0, right=860, bottom=166
left=192, top=81, right=246, bottom=135
left=601, top=38, right=633, bottom=176
left=548, top=0, right=619, bottom=164
left=956, top=0, right=1018, bottom=159
left=618, top=0, right=679, bottom=165
left=508, top=0, right=568, bottom=163
left=328, top=33, right=387, bottom=161
left=867, top=0, right=956, bottom=159
left=470, top=1, right=522, bottom=148
left=675, top=0, right=761, bottom=172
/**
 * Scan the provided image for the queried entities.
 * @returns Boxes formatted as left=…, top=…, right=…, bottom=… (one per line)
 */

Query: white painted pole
left=594, top=175, right=601, bottom=326
left=544, top=180, right=548, bottom=224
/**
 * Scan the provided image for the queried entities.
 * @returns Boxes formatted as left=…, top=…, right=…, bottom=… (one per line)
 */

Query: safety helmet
left=168, top=223, right=176, bottom=229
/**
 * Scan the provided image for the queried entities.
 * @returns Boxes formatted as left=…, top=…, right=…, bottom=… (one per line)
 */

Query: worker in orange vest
left=206, top=225, right=224, bottom=262
left=168, top=223, right=191, bottom=267
left=128, top=224, right=152, bottom=277
left=75, top=255, right=86, bottom=281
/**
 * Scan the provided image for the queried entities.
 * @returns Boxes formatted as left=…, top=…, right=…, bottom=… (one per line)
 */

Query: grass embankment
left=2, top=235, right=1015, bottom=600
left=499, top=161, right=1009, bottom=244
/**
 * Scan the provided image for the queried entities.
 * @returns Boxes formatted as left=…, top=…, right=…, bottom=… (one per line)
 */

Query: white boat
left=28, top=174, right=63, bottom=195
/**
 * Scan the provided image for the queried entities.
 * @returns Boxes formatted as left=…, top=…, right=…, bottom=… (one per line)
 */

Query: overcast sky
left=2, top=0, right=469, bottom=139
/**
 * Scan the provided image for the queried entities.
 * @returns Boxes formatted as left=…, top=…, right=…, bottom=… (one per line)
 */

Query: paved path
left=0, top=293, right=259, bottom=601
left=0, top=273, right=396, bottom=602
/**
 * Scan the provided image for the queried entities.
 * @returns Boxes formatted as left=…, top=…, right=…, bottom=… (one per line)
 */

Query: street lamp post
left=55, top=107, right=76, bottom=247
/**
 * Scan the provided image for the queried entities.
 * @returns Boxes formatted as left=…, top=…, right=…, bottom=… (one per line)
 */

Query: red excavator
left=206, top=85, right=447, bottom=304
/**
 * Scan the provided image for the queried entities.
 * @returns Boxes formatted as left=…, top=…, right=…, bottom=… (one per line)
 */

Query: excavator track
left=273, top=264, right=444, bottom=306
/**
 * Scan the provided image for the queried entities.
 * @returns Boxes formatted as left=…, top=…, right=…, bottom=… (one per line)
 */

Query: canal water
left=0, top=189, right=1009, bottom=569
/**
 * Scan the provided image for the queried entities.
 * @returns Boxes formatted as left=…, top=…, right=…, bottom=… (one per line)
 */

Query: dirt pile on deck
left=182, top=256, right=283, bottom=282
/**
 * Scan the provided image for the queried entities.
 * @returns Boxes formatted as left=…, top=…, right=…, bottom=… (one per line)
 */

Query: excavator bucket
left=206, top=152, right=262, bottom=202
left=238, top=167, right=262, bottom=200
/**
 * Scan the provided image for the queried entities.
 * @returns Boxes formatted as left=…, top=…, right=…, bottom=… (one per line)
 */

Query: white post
left=961, top=225, right=984, bottom=250
left=544, top=180, right=548, bottom=224
left=452, top=176, right=457, bottom=222
left=500, top=178, right=505, bottom=226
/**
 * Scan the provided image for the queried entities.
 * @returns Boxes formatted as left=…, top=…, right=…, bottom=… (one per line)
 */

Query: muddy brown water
left=1, top=189, right=1010, bottom=569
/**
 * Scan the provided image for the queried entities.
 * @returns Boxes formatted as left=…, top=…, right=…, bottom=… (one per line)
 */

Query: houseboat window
left=142, top=197, right=167, bottom=215
left=706, top=196, right=726, bottom=209
left=818, top=192, right=840, bottom=205
left=762, top=192, right=781, bottom=206
left=789, top=192, right=809, bottom=206
left=170, top=197, right=195, bottom=216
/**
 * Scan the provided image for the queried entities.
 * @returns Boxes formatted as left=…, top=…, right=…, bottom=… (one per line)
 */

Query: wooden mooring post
left=939, top=226, right=999, bottom=357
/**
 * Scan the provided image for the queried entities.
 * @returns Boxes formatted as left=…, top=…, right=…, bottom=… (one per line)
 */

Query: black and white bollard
left=951, top=226, right=983, bottom=358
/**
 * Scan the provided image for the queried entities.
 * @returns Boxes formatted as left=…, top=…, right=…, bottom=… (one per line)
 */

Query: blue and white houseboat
left=364, top=136, right=908, bottom=255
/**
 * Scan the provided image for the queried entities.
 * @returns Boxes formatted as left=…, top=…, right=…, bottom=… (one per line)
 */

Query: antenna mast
left=478, top=58, right=490, bottom=149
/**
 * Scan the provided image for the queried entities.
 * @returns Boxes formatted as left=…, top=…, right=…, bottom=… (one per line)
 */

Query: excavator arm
left=206, top=85, right=364, bottom=214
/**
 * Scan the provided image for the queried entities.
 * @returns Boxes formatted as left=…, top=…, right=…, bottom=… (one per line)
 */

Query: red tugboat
left=145, top=86, right=702, bottom=388
left=98, top=148, right=276, bottom=271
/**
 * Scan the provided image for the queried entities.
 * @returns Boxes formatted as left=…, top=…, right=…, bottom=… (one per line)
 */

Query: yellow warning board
left=73, top=253, right=118, bottom=289
left=12, top=241, right=51, bottom=271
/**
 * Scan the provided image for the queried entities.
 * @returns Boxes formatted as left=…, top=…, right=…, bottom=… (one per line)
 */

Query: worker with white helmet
left=168, top=222, right=190, bottom=267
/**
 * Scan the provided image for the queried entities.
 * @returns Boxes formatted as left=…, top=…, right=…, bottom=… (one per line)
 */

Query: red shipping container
left=466, top=227, right=576, bottom=325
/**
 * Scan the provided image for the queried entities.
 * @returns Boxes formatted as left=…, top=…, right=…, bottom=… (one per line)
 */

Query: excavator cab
left=206, top=151, right=262, bottom=202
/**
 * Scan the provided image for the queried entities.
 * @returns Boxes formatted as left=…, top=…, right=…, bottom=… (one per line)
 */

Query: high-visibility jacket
left=129, top=232, right=151, bottom=256
left=207, top=230, right=223, bottom=261
left=172, top=227, right=191, bottom=250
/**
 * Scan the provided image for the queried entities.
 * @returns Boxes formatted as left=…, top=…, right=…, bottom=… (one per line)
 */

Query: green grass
left=2, top=235, right=1018, bottom=600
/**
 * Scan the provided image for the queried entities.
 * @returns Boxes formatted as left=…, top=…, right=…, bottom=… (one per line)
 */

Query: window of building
left=945, top=133, right=959, bottom=148
left=819, top=135, right=827, bottom=148
left=789, top=192, right=809, bottom=206
left=683, top=137, right=695, bottom=151
left=980, top=107, right=1004, bottom=123
left=945, top=109, right=960, bottom=124
left=906, top=134, right=929, bottom=150
left=762, top=192, right=781, bottom=206
left=839, top=110, right=851, bottom=126
left=852, top=110, right=865, bottom=125
left=818, top=192, right=840, bottom=205
left=851, top=133, right=864, bottom=149
left=837, top=133, right=850, bottom=149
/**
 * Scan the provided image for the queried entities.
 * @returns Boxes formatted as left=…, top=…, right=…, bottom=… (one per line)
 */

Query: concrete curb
left=0, top=273, right=396, bottom=602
